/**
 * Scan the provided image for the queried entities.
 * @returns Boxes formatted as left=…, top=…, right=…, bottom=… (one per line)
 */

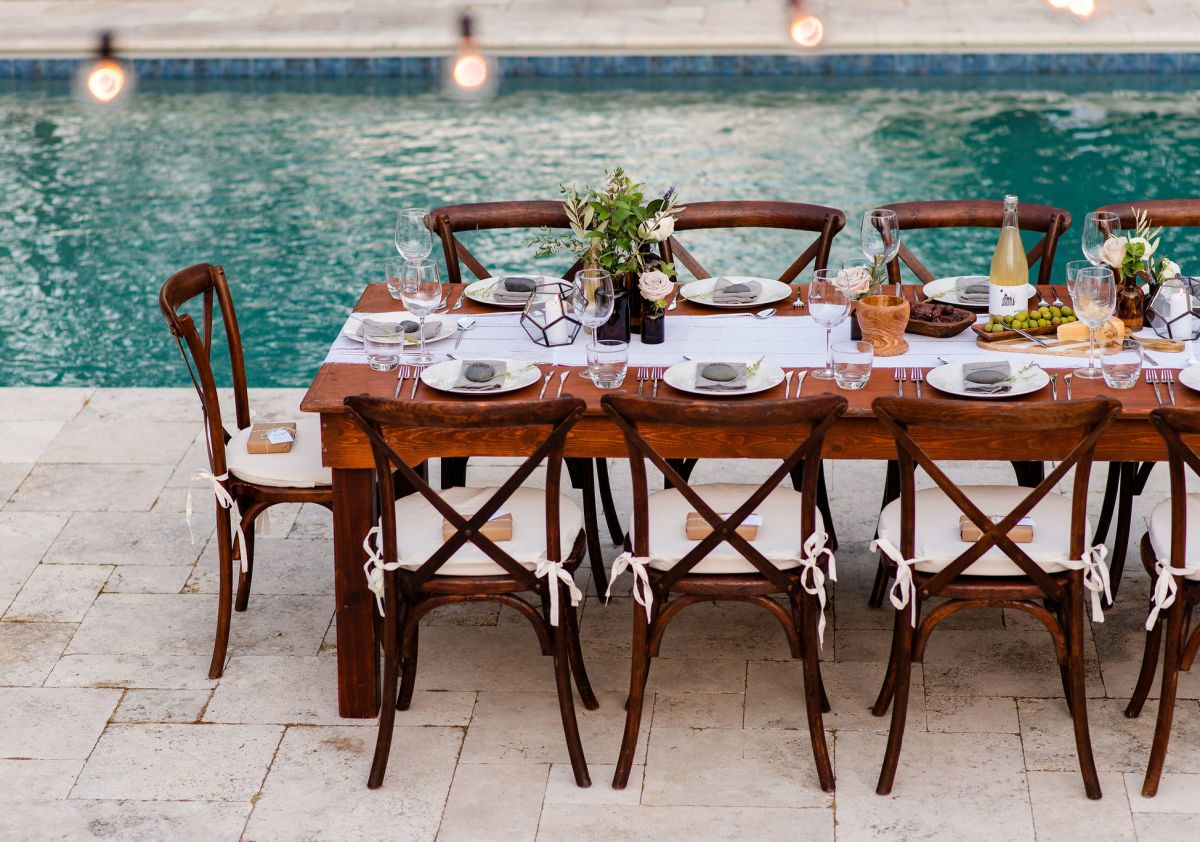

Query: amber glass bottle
left=1116, top=273, right=1145, bottom=332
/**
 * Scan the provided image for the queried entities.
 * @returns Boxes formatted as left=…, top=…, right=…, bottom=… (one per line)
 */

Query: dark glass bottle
left=641, top=311, right=665, bottom=344
left=596, top=288, right=630, bottom=343
left=1117, top=273, right=1145, bottom=333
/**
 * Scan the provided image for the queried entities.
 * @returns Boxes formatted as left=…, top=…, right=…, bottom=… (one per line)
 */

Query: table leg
left=333, top=467, right=380, bottom=718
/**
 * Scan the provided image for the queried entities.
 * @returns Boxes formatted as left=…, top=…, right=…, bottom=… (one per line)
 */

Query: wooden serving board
left=975, top=335, right=1185, bottom=357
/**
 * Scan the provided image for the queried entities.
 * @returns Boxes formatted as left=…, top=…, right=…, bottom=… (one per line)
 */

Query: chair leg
left=1125, top=606, right=1163, bottom=719
left=565, top=603, right=599, bottom=710
left=1092, top=463, right=1122, bottom=544
left=550, top=600, right=591, bottom=787
left=872, top=601, right=906, bottom=716
left=208, top=507, right=235, bottom=680
left=791, top=461, right=839, bottom=552
left=594, top=459, right=624, bottom=546
left=1142, top=596, right=1187, bottom=797
left=396, top=606, right=419, bottom=711
left=234, top=505, right=258, bottom=612
left=1066, top=578, right=1102, bottom=800
left=1108, top=462, right=1137, bottom=604
left=613, top=603, right=651, bottom=789
left=868, top=461, right=902, bottom=609
left=567, top=459, right=609, bottom=597
left=368, top=600, right=400, bottom=789
left=798, top=596, right=835, bottom=792
left=876, top=603, right=915, bottom=795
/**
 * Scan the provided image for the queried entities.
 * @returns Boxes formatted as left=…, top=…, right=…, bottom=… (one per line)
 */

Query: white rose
left=834, top=265, right=873, bottom=296
left=639, top=214, right=675, bottom=242
left=1128, top=236, right=1157, bottom=260
left=638, top=270, right=673, bottom=302
left=1098, top=236, right=1127, bottom=269
left=1161, top=259, right=1181, bottom=279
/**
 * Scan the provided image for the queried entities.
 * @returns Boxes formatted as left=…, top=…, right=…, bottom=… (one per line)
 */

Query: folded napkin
left=712, top=277, right=761, bottom=305
left=695, top=362, right=748, bottom=391
left=453, top=359, right=509, bottom=391
left=961, top=360, right=1012, bottom=394
left=361, top=318, right=441, bottom=343
left=956, top=281, right=990, bottom=305
left=359, top=319, right=407, bottom=344
left=491, top=275, right=540, bottom=304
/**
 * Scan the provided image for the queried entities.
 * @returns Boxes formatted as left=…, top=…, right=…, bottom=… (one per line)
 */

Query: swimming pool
left=2, top=74, right=1199, bottom=388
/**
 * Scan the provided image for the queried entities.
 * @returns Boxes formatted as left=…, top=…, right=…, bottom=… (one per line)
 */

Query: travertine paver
left=1, top=386, right=1200, bottom=840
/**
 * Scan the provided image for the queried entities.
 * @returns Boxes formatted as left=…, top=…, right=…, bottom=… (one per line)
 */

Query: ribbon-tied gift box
left=442, top=511, right=513, bottom=542
left=685, top=512, right=762, bottom=541
left=959, top=515, right=1034, bottom=544
left=246, top=422, right=297, bottom=454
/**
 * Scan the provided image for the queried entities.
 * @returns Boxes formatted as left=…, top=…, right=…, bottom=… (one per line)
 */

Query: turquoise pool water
left=2, top=75, right=1200, bottom=388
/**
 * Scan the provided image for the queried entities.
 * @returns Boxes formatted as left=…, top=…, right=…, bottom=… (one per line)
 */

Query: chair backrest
left=158, top=263, right=250, bottom=476
left=661, top=200, right=846, bottom=282
left=1093, top=199, right=1200, bottom=231
left=878, top=200, right=1072, bottom=286
left=343, top=395, right=586, bottom=599
left=872, top=396, right=1119, bottom=597
left=430, top=201, right=584, bottom=284
left=600, top=393, right=846, bottom=593
left=1149, top=407, right=1200, bottom=571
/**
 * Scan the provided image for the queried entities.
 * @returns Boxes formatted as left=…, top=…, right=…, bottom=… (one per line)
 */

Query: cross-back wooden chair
left=1124, top=407, right=1200, bottom=798
left=656, top=200, right=847, bottom=548
left=869, top=396, right=1119, bottom=799
left=344, top=394, right=596, bottom=790
left=880, top=199, right=1072, bottom=286
left=430, top=200, right=618, bottom=592
left=1084, top=199, right=1200, bottom=603
left=601, top=393, right=847, bottom=793
left=159, top=263, right=334, bottom=679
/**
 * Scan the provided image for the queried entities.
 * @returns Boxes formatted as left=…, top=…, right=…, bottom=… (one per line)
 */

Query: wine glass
left=1082, top=211, right=1122, bottom=267
left=1073, top=266, right=1117, bottom=380
left=861, top=209, right=901, bottom=287
left=808, top=269, right=852, bottom=381
left=1064, top=259, right=1091, bottom=303
left=571, top=269, right=615, bottom=352
left=399, top=258, right=444, bottom=365
left=395, top=208, right=432, bottom=263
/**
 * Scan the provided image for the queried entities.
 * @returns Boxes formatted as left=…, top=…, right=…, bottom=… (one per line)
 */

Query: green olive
left=1061, top=306, right=1074, bottom=316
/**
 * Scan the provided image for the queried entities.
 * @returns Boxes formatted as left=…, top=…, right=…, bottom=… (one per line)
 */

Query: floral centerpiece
left=1098, top=209, right=1180, bottom=285
left=531, top=169, right=684, bottom=333
left=834, top=255, right=887, bottom=299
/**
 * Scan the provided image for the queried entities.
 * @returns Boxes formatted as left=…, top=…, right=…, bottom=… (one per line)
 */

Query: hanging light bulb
left=1067, top=0, right=1096, bottom=17
left=787, top=1, right=825, bottom=48
left=74, top=32, right=135, bottom=107
left=444, top=12, right=497, bottom=102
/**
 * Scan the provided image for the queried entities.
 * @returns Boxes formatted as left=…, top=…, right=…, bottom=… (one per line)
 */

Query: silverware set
left=782, top=370, right=809, bottom=398
left=1147, top=369, right=1177, bottom=406
left=635, top=367, right=665, bottom=397
left=537, top=370, right=573, bottom=399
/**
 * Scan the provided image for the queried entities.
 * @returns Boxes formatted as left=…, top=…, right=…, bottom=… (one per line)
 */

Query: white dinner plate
left=419, top=359, right=542, bottom=396
left=341, top=312, right=456, bottom=344
left=922, top=276, right=1037, bottom=309
left=1178, top=364, right=1200, bottom=393
left=662, top=357, right=785, bottom=397
left=925, top=361, right=1050, bottom=399
left=464, top=275, right=563, bottom=307
left=679, top=276, right=792, bottom=309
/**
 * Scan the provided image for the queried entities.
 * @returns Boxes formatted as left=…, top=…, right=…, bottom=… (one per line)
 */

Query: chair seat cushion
left=1147, top=496, right=1200, bottom=580
left=876, top=485, right=1087, bottom=576
left=226, top=416, right=332, bottom=489
left=643, top=482, right=824, bottom=574
left=394, top=486, right=583, bottom=577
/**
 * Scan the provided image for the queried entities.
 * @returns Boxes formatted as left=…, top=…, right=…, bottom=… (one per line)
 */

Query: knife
left=555, top=370, right=570, bottom=398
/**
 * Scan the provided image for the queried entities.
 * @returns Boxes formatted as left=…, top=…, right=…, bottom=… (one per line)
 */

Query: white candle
left=543, top=295, right=568, bottom=346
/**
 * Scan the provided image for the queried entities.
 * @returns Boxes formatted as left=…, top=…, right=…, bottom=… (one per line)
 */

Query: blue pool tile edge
left=1, top=52, right=1198, bottom=79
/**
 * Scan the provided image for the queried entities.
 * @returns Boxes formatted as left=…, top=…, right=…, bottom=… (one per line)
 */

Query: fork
left=1048, top=373, right=1058, bottom=401
left=1063, top=372, right=1073, bottom=401
left=792, top=288, right=804, bottom=309
left=894, top=368, right=905, bottom=397
left=652, top=367, right=663, bottom=397
left=1165, top=369, right=1177, bottom=406
left=409, top=365, right=423, bottom=399
left=538, top=370, right=555, bottom=399
left=637, top=367, right=647, bottom=397
left=911, top=367, right=923, bottom=398
left=394, top=365, right=408, bottom=399
left=1148, top=369, right=1164, bottom=405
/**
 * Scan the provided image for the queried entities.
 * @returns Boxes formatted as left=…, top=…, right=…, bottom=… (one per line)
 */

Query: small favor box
left=686, top=512, right=762, bottom=541
left=442, top=512, right=513, bottom=542
left=246, top=422, right=297, bottom=454
left=959, top=515, right=1033, bottom=544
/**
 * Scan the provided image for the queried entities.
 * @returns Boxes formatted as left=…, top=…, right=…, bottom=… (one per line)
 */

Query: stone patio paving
left=2, top=385, right=1200, bottom=840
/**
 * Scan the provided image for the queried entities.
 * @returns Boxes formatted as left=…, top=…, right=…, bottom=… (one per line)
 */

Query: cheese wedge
left=1057, top=316, right=1124, bottom=344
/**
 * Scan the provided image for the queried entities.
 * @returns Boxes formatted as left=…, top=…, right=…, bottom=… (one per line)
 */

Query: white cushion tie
left=1059, top=545, right=1111, bottom=623
left=187, top=470, right=249, bottom=573
left=796, top=530, right=836, bottom=647
left=870, top=537, right=922, bottom=628
left=363, top=521, right=402, bottom=617
left=1147, top=559, right=1200, bottom=630
left=607, top=552, right=655, bottom=623
left=534, top=559, right=582, bottom=627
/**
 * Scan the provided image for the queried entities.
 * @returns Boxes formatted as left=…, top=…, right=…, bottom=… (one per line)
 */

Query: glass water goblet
left=384, top=256, right=407, bottom=300
left=571, top=268, right=615, bottom=351
left=1073, top=266, right=1116, bottom=380
left=861, top=209, right=901, bottom=286
left=1082, top=211, right=1122, bottom=267
left=1064, top=259, right=1091, bottom=304
left=808, top=269, right=852, bottom=381
left=395, top=207, right=433, bottom=263
left=399, top=258, right=444, bottom=365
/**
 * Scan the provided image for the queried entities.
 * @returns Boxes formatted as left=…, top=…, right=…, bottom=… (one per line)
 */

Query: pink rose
left=639, top=270, right=673, bottom=302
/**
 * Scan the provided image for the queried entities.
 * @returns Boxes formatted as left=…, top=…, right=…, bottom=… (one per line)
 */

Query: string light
left=1047, top=0, right=1096, bottom=18
left=74, top=32, right=134, bottom=106
left=445, top=12, right=497, bottom=102
left=787, top=1, right=825, bottom=48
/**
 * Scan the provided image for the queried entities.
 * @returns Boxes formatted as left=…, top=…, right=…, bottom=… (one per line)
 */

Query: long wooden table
left=302, top=282, right=1193, bottom=717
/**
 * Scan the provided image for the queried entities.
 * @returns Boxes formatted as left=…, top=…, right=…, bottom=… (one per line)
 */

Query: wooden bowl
left=856, top=294, right=909, bottom=357
left=906, top=301, right=975, bottom=338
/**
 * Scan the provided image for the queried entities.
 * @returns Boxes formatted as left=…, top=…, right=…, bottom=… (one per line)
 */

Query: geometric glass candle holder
left=1146, top=276, right=1200, bottom=341
left=520, top=281, right=582, bottom=347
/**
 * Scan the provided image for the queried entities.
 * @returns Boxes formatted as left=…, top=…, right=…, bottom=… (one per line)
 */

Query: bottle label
left=989, top=283, right=1025, bottom=317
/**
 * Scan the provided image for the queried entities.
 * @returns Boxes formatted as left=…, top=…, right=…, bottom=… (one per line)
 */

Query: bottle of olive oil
left=988, top=195, right=1029, bottom=318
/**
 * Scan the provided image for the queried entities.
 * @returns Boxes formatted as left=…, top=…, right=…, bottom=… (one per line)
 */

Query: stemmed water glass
left=808, top=269, right=852, bottom=380
left=861, top=209, right=901, bottom=284
left=1082, top=211, right=1122, bottom=266
left=399, top=258, right=444, bottom=365
left=396, top=208, right=433, bottom=263
left=571, top=268, right=615, bottom=346
left=1073, top=266, right=1117, bottom=380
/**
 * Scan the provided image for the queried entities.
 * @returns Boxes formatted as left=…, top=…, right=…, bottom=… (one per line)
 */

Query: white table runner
left=325, top=311, right=1197, bottom=371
